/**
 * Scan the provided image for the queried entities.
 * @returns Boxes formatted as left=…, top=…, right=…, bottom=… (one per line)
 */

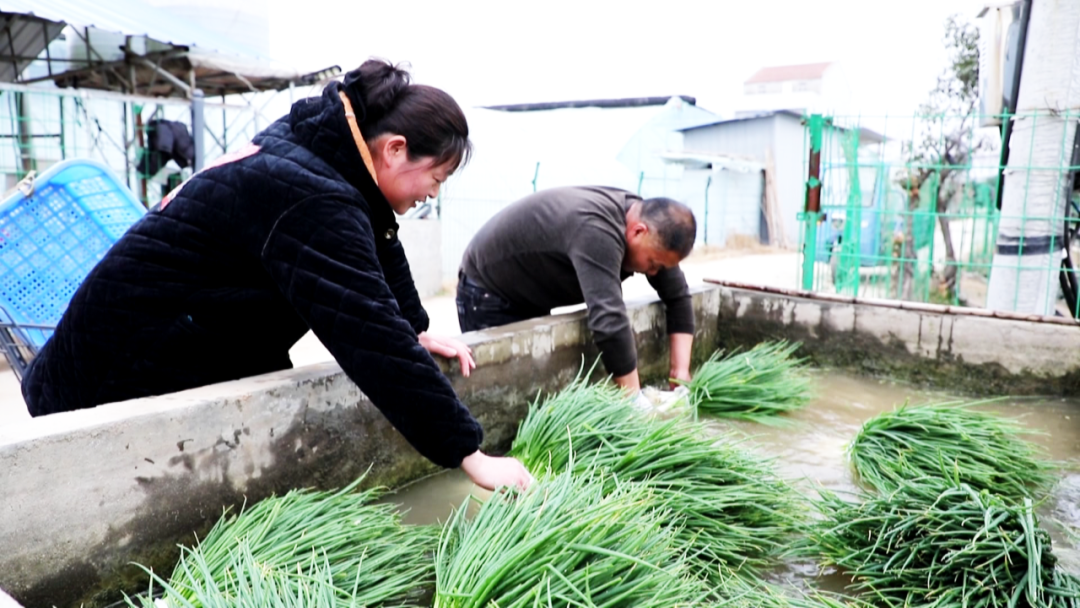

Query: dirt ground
left=0, top=246, right=799, bottom=426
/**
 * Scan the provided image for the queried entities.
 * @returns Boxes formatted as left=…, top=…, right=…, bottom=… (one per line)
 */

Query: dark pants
left=456, top=273, right=536, bottom=332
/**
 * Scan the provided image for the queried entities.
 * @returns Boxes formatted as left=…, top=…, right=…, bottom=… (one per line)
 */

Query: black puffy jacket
left=21, top=83, right=483, bottom=468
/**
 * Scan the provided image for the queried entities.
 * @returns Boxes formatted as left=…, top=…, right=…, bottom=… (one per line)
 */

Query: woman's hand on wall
left=460, top=450, right=535, bottom=491
left=418, top=331, right=477, bottom=377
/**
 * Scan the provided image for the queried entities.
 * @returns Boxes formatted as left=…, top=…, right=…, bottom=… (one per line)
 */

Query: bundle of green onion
left=510, top=375, right=804, bottom=582
left=126, top=542, right=345, bottom=608
left=708, top=574, right=873, bottom=608
left=803, top=479, right=1080, bottom=608
left=848, top=401, right=1056, bottom=500
left=510, top=375, right=631, bottom=475
left=434, top=470, right=709, bottom=608
left=682, top=341, right=813, bottom=423
left=165, top=477, right=438, bottom=608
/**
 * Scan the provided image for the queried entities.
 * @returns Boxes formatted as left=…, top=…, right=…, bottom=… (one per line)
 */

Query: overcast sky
left=266, top=0, right=987, bottom=119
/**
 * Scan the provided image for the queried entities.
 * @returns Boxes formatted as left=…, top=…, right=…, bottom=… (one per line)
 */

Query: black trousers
left=456, top=273, right=536, bottom=332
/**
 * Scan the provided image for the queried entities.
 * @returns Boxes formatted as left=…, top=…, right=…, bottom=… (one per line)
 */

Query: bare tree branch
left=893, top=14, right=983, bottom=302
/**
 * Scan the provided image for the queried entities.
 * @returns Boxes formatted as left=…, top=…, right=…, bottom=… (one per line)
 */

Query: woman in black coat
left=22, top=59, right=533, bottom=491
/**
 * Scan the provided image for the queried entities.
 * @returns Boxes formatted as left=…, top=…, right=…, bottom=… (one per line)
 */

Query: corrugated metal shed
left=0, top=0, right=340, bottom=95
left=675, top=112, right=803, bottom=247
left=3, top=0, right=261, bottom=59
left=0, top=12, right=64, bottom=83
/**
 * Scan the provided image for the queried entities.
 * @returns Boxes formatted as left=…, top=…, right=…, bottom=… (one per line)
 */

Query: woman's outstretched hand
left=419, top=332, right=476, bottom=377
left=460, top=450, right=534, bottom=491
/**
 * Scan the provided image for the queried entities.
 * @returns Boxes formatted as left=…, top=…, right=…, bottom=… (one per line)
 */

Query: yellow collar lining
left=338, top=91, right=379, bottom=186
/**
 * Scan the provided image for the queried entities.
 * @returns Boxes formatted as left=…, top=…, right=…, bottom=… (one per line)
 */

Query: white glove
left=667, top=385, right=690, bottom=402
left=632, top=390, right=656, bottom=413
left=632, top=386, right=689, bottom=418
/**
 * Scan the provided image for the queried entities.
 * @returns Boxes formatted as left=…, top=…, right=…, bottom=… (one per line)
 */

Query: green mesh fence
left=0, top=84, right=277, bottom=207
left=799, top=113, right=1016, bottom=309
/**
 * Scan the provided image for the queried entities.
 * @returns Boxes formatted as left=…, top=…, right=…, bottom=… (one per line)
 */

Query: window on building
left=745, top=82, right=783, bottom=95
left=791, top=79, right=822, bottom=94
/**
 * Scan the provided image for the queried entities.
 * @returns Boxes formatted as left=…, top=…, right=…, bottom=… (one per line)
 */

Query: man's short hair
left=639, top=197, right=697, bottom=258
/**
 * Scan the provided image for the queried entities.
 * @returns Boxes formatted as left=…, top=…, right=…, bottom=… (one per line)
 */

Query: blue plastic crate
left=0, top=159, right=145, bottom=348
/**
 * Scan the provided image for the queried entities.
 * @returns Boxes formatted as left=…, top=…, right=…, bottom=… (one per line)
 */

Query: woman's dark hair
left=342, top=59, right=472, bottom=171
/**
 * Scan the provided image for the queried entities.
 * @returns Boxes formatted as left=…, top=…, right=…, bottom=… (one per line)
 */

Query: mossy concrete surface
left=714, top=285, right=1080, bottom=397
left=0, top=286, right=720, bottom=608
left=5, top=283, right=1073, bottom=607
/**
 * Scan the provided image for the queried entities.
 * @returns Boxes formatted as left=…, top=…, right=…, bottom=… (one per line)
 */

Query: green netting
left=0, top=85, right=272, bottom=207
left=800, top=113, right=1007, bottom=307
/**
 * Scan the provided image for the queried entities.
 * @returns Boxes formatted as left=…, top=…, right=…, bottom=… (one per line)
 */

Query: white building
left=736, top=62, right=852, bottom=117
left=436, top=96, right=719, bottom=280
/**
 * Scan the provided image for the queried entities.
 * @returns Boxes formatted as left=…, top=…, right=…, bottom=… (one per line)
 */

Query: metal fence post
left=703, top=174, right=711, bottom=246
left=191, top=89, right=205, bottom=172
left=15, top=91, right=35, bottom=178
left=800, top=114, right=825, bottom=290
left=58, top=95, right=67, bottom=160
left=838, top=127, right=862, bottom=296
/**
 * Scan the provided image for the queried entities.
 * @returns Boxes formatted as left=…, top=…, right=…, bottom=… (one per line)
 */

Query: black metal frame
left=1060, top=123, right=1080, bottom=318
left=1061, top=189, right=1080, bottom=318
left=0, top=307, right=53, bottom=382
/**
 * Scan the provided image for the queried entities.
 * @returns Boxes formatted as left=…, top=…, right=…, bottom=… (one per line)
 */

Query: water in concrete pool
left=379, top=369, right=1080, bottom=590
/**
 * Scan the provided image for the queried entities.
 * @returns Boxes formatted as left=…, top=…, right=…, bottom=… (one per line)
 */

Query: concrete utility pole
left=986, top=0, right=1080, bottom=314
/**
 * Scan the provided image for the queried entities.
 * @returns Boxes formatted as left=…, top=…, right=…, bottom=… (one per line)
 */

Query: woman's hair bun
left=342, top=59, right=411, bottom=124
left=339, top=57, right=471, bottom=171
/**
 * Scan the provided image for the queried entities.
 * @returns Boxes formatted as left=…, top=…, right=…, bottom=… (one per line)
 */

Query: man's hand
left=419, top=332, right=476, bottom=377
left=669, top=332, right=694, bottom=389
left=460, top=450, right=535, bottom=491
left=669, top=366, right=692, bottom=389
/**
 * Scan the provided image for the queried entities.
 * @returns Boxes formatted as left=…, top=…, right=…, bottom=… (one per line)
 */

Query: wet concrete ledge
left=0, top=286, right=721, bottom=608
left=711, top=281, right=1080, bottom=397
left=7, top=281, right=1079, bottom=607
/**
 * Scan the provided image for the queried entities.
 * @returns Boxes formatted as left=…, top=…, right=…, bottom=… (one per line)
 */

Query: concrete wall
left=10, top=279, right=1080, bottom=607
left=713, top=282, right=1080, bottom=396
left=0, top=287, right=720, bottom=608
left=397, top=218, right=443, bottom=297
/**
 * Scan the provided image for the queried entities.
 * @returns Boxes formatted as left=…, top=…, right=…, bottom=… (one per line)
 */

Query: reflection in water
left=716, top=371, right=1080, bottom=495
left=379, top=369, right=1080, bottom=591
left=377, top=469, right=491, bottom=527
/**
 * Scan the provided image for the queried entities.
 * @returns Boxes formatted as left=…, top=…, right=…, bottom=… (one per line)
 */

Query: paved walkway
left=0, top=248, right=799, bottom=426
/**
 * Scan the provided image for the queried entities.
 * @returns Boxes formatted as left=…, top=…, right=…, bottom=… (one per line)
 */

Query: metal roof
left=2, top=0, right=263, bottom=59
left=677, top=110, right=805, bottom=131
left=0, top=11, right=64, bottom=83
left=0, top=0, right=340, bottom=95
left=679, top=110, right=885, bottom=144
left=483, top=95, right=697, bottom=112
